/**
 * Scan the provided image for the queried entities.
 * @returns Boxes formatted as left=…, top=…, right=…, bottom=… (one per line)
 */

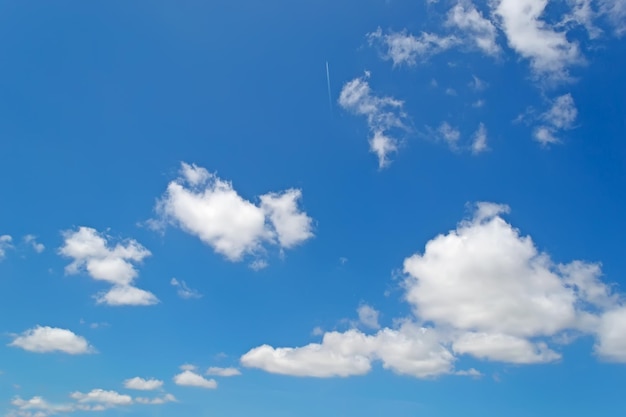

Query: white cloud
left=357, top=304, right=380, bottom=329
left=10, top=396, right=74, bottom=416
left=135, top=393, right=177, bottom=405
left=242, top=203, right=626, bottom=376
left=468, top=75, right=488, bottom=91
left=600, top=0, right=626, bottom=34
left=338, top=73, right=407, bottom=168
left=9, top=326, right=94, bottom=354
left=471, top=123, right=489, bottom=154
left=367, top=27, right=458, bottom=66
left=534, top=94, right=578, bottom=145
left=241, top=324, right=454, bottom=379
left=249, top=259, right=269, bottom=271
left=170, top=278, right=202, bottom=299
left=452, top=332, right=561, bottom=363
left=492, top=0, right=582, bottom=79
left=123, top=377, right=163, bottom=391
left=23, top=235, right=45, bottom=253
left=437, top=122, right=461, bottom=149
left=95, top=285, right=159, bottom=306
left=260, top=189, right=314, bottom=248
left=206, top=367, right=242, bottom=377
left=173, top=370, right=217, bottom=389
left=70, top=389, right=133, bottom=408
left=154, top=163, right=313, bottom=262
left=0, top=234, right=13, bottom=259
left=595, top=307, right=626, bottom=362
left=59, top=227, right=157, bottom=306
left=446, top=1, right=500, bottom=55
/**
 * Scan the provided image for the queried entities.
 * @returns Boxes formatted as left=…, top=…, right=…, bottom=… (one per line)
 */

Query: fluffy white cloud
left=59, top=227, right=157, bottom=306
left=154, top=163, right=313, bottom=262
left=173, top=369, right=217, bottom=389
left=534, top=94, right=578, bottom=145
left=241, top=324, right=454, bottom=379
left=70, top=389, right=132, bottom=410
left=260, top=189, right=314, bottom=248
left=206, top=367, right=242, bottom=377
left=595, top=307, right=626, bottom=362
left=357, top=304, right=380, bottom=329
left=23, top=235, right=45, bottom=253
left=96, top=285, right=159, bottom=306
left=446, top=1, right=500, bottom=55
left=492, top=0, right=582, bottom=79
left=123, top=377, right=163, bottom=391
left=10, top=396, right=74, bottom=417
left=367, top=27, right=458, bottom=66
left=471, top=123, right=489, bottom=154
left=170, top=278, right=202, bottom=299
left=9, top=326, right=94, bottom=354
left=243, top=203, right=626, bottom=377
left=0, top=234, right=13, bottom=259
left=338, top=73, right=407, bottom=168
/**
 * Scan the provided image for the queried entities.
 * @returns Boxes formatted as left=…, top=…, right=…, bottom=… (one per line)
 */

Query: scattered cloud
left=23, top=234, right=45, bottom=253
left=468, top=75, right=488, bottom=91
left=445, top=88, right=457, bottom=96
left=135, top=393, right=177, bottom=405
left=242, top=202, right=626, bottom=378
left=471, top=123, right=489, bottom=154
left=367, top=27, right=458, bottom=67
left=70, top=389, right=133, bottom=409
left=534, top=94, right=578, bottom=145
left=338, top=73, right=407, bottom=168
left=249, top=259, right=269, bottom=271
left=9, top=326, right=94, bottom=354
left=357, top=304, right=381, bottom=329
left=437, top=122, right=461, bottom=149
left=446, top=1, right=500, bottom=56
left=153, top=163, right=313, bottom=262
left=59, top=227, right=157, bottom=306
left=123, top=377, right=163, bottom=391
left=241, top=324, right=454, bottom=378
left=492, top=0, right=582, bottom=80
left=173, top=366, right=218, bottom=389
left=206, top=367, right=242, bottom=377
left=170, top=278, right=202, bottom=299
left=0, top=234, right=13, bottom=259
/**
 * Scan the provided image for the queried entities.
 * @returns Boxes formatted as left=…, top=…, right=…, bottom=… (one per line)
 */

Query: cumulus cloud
left=206, top=367, right=242, bottom=377
left=242, top=202, right=626, bottom=377
left=135, top=393, right=177, bottom=405
left=338, top=73, right=407, bottom=168
left=492, top=0, right=582, bottom=80
left=534, top=93, right=578, bottom=145
left=123, top=377, right=163, bottom=391
left=170, top=278, right=202, bottom=299
left=367, top=27, right=458, bottom=66
left=241, top=324, right=454, bottom=378
left=0, top=234, right=13, bottom=259
left=173, top=367, right=217, bottom=389
left=23, top=235, right=45, bottom=253
left=446, top=1, right=500, bottom=55
left=59, top=227, right=157, bottom=306
left=9, top=326, right=94, bottom=354
left=9, top=396, right=74, bottom=417
left=154, top=163, right=313, bottom=262
left=70, top=389, right=133, bottom=409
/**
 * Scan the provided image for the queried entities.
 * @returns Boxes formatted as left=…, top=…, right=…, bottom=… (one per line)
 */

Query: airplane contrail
left=325, top=61, right=332, bottom=113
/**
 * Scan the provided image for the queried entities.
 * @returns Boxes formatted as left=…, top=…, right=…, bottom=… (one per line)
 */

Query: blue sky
left=0, top=0, right=625, bottom=415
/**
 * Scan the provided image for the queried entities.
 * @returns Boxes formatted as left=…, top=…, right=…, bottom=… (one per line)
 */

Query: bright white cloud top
left=59, top=227, right=158, bottom=306
left=9, top=326, right=94, bottom=355
left=154, top=163, right=313, bottom=263
left=242, top=202, right=626, bottom=377
left=123, top=377, right=164, bottom=391
left=173, top=368, right=218, bottom=389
